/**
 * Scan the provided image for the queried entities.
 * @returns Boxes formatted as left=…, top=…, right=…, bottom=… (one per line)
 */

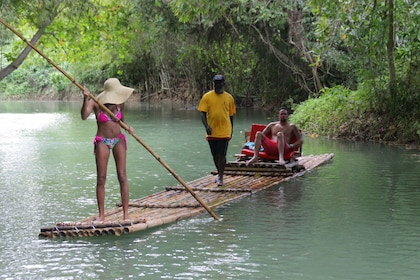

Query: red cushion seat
left=241, top=123, right=300, bottom=161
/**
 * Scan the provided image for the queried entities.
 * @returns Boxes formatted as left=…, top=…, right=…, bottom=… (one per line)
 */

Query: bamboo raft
left=39, top=153, right=334, bottom=238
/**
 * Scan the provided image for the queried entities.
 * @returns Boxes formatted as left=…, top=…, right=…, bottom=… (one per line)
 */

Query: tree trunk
left=287, top=6, right=324, bottom=96
left=0, top=23, right=49, bottom=81
left=251, top=24, right=314, bottom=97
left=387, top=0, right=397, bottom=107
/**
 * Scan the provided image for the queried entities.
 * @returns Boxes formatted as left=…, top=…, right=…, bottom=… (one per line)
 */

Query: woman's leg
left=95, top=142, right=110, bottom=221
left=113, top=139, right=129, bottom=220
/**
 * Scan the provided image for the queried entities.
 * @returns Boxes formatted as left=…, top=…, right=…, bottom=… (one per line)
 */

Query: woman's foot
left=92, top=216, right=105, bottom=223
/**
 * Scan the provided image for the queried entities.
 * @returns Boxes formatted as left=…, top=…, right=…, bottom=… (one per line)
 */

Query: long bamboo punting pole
left=0, top=18, right=219, bottom=220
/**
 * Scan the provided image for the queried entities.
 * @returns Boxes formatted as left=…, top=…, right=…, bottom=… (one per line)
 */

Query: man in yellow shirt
left=198, top=75, right=236, bottom=186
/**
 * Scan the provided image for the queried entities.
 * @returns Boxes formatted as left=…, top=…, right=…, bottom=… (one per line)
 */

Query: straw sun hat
left=97, top=78, right=135, bottom=104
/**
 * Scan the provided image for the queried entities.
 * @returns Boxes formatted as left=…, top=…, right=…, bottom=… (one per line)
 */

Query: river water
left=0, top=100, right=419, bottom=280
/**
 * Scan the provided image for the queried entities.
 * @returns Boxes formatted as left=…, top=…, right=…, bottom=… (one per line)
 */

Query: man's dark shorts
left=208, top=139, right=229, bottom=156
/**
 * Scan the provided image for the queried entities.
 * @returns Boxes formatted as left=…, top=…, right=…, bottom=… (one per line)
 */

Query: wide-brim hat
left=97, top=78, right=135, bottom=104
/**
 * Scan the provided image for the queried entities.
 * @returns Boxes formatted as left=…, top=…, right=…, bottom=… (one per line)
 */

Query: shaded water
left=0, top=101, right=419, bottom=279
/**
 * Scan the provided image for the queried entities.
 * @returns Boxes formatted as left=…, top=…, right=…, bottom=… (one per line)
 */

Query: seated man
left=246, top=108, right=303, bottom=165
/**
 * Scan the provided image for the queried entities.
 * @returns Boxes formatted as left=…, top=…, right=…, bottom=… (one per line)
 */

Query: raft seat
left=240, top=123, right=302, bottom=161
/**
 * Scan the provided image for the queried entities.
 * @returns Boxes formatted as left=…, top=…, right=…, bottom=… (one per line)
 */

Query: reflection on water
left=0, top=101, right=419, bottom=279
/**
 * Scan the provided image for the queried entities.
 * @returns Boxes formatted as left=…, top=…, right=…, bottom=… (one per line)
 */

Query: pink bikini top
left=97, top=109, right=122, bottom=123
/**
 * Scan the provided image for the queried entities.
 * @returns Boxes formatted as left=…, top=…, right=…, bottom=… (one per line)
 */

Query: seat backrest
left=249, top=123, right=270, bottom=142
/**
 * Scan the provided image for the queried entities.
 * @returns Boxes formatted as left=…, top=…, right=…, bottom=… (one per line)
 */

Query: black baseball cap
left=213, top=75, right=225, bottom=82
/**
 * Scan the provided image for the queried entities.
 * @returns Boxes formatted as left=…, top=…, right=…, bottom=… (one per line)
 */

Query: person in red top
left=246, top=108, right=303, bottom=166
left=198, top=75, right=236, bottom=186
left=81, top=78, right=135, bottom=222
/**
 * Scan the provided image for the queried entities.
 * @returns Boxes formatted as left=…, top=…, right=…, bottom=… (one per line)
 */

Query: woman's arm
left=81, top=88, right=96, bottom=120
left=119, top=103, right=134, bottom=135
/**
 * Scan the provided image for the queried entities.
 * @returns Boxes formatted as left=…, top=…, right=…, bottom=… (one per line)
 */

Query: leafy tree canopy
left=0, top=0, right=419, bottom=143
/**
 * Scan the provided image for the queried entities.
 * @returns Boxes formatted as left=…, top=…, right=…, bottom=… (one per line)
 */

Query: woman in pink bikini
left=81, top=78, right=135, bottom=222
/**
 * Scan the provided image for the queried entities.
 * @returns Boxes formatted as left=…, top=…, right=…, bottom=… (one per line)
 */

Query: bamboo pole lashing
left=165, top=186, right=253, bottom=193
left=53, top=217, right=146, bottom=229
left=43, top=225, right=127, bottom=238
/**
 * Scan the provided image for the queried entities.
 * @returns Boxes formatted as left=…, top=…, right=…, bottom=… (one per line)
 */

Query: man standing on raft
left=246, top=108, right=303, bottom=166
left=198, top=75, right=236, bottom=186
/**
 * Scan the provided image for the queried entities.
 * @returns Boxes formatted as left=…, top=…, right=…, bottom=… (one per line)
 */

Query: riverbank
left=1, top=93, right=419, bottom=148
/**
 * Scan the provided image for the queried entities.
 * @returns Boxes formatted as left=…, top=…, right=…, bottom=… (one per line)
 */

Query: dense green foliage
left=0, top=0, right=419, bottom=143
left=291, top=85, right=420, bottom=144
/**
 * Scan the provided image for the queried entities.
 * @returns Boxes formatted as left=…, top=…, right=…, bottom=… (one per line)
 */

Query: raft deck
left=39, top=153, right=334, bottom=238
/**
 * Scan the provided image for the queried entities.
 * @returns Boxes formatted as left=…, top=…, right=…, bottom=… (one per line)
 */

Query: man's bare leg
left=246, top=132, right=263, bottom=166
left=277, top=132, right=286, bottom=165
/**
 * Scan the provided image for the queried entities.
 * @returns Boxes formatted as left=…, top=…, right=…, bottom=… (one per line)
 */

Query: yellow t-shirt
left=198, top=90, right=236, bottom=138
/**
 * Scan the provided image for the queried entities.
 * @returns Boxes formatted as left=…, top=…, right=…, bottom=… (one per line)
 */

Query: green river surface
left=0, top=100, right=419, bottom=280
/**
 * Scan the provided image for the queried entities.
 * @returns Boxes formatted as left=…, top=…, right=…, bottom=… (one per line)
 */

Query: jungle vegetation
left=0, top=0, right=419, bottom=144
